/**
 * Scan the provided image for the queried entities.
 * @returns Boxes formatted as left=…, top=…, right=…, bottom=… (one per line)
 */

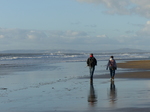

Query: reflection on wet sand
left=0, top=88, right=7, bottom=90
left=108, top=81, right=117, bottom=107
left=88, top=82, right=97, bottom=107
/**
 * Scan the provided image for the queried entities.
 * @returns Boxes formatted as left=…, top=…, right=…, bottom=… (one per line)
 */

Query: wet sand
left=117, top=60, right=150, bottom=78
left=88, top=60, right=150, bottom=112
left=96, top=60, right=150, bottom=79
left=117, top=60, right=150, bottom=69
left=0, top=60, right=150, bottom=112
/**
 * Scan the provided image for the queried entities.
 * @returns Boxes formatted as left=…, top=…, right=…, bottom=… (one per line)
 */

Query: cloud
left=76, top=0, right=150, bottom=18
left=0, top=35, right=4, bottom=38
left=0, top=28, right=119, bottom=50
left=96, top=34, right=107, bottom=38
left=0, top=27, right=150, bottom=50
left=113, top=20, right=150, bottom=47
left=0, top=28, right=48, bottom=49
left=147, top=21, right=150, bottom=25
left=26, top=30, right=47, bottom=40
left=65, top=30, right=87, bottom=37
left=136, top=20, right=150, bottom=36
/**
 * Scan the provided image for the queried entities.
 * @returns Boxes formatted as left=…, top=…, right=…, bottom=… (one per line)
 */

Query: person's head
left=110, top=56, right=114, bottom=59
left=90, top=53, right=93, bottom=57
left=110, top=56, right=114, bottom=60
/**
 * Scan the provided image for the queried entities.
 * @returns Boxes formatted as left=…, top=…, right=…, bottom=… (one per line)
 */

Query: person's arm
left=106, top=61, right=109, bottom=70
left=87, top=58, right=89, bottom=66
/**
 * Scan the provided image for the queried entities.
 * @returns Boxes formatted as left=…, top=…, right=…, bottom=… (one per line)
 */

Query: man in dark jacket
left=87, top=53, right=97, bottom=84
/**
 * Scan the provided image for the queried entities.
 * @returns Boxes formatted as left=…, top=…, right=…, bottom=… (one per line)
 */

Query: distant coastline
left=0, top=48, right=148, bottom=53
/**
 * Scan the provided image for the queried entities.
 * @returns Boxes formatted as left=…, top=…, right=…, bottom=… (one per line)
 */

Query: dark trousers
left=109, top=67, right=115, bottom=78
left=89, top=66, right=95, bottom=80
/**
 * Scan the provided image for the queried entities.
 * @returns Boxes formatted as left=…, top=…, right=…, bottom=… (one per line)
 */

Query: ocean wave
left=0, top=52, right=149, bottom=64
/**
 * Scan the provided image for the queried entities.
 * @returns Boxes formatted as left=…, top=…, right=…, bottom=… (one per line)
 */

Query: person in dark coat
left=87, top=53, right=97, bottom=84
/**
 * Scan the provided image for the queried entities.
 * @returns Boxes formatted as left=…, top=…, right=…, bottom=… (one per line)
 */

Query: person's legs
left=91, top=66, right=95, bottom=78
left=89, top=66, right=95, bottom=83
left=109, top=68, right=113, bottom=78
left=89, top=67, right=92, bottom=77
left=112, top=70, right=115, bottom=79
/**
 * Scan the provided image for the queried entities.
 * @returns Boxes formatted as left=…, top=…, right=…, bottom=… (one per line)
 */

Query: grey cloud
left=76, top=0, right=131, bottom=15
left=128, top=22, right=144, bottom=27
left=136, top=22, right=150, bottom=37
left=0, top=28, right=49, bottom=50
left=115, top=34, right=150, bottom=47
left=0, top=29, right=90, bottom=50
left=1, top=28, right=149, bottom=50
left=76, top=0, right=150, bottom=18
left=0, top=28, right=47, bottom=40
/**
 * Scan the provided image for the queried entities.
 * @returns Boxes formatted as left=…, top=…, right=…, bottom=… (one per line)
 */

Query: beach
left=96, top=60, right=150, bottom=79
left=115, top=60, right=150, bottom=78
left=0, top=59, right=150, bottom=112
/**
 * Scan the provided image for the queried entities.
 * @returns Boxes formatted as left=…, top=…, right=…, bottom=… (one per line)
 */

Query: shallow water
left=0, top=71, right=150, bottom=112
left=0, top=52, right=149, bottom=111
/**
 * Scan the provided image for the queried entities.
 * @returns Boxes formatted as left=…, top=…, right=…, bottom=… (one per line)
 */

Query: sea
left=0, top=50, right=150, bottom=84
left=0, top=51, right=150, bottom=71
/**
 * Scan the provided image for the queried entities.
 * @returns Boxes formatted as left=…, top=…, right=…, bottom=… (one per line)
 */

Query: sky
left=0, top=0, right=150, bottom=51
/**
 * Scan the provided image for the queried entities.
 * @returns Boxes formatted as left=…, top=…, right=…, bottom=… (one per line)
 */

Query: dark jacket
left=87, top=57, right=97, bottom=67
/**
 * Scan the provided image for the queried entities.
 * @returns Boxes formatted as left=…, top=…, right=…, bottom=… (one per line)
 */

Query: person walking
left=106, top=56, right=117, bottom=81
left=87, top=53, right=97, bottom=84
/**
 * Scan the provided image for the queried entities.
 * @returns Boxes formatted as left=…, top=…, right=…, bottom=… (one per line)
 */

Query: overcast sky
left=0, top=0, right=150, bottom=51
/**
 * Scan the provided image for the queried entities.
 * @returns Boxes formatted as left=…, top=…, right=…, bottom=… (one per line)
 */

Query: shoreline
left=95, top=60, right=150, bottom=79
left=117, top=60, right=150, bottom=69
